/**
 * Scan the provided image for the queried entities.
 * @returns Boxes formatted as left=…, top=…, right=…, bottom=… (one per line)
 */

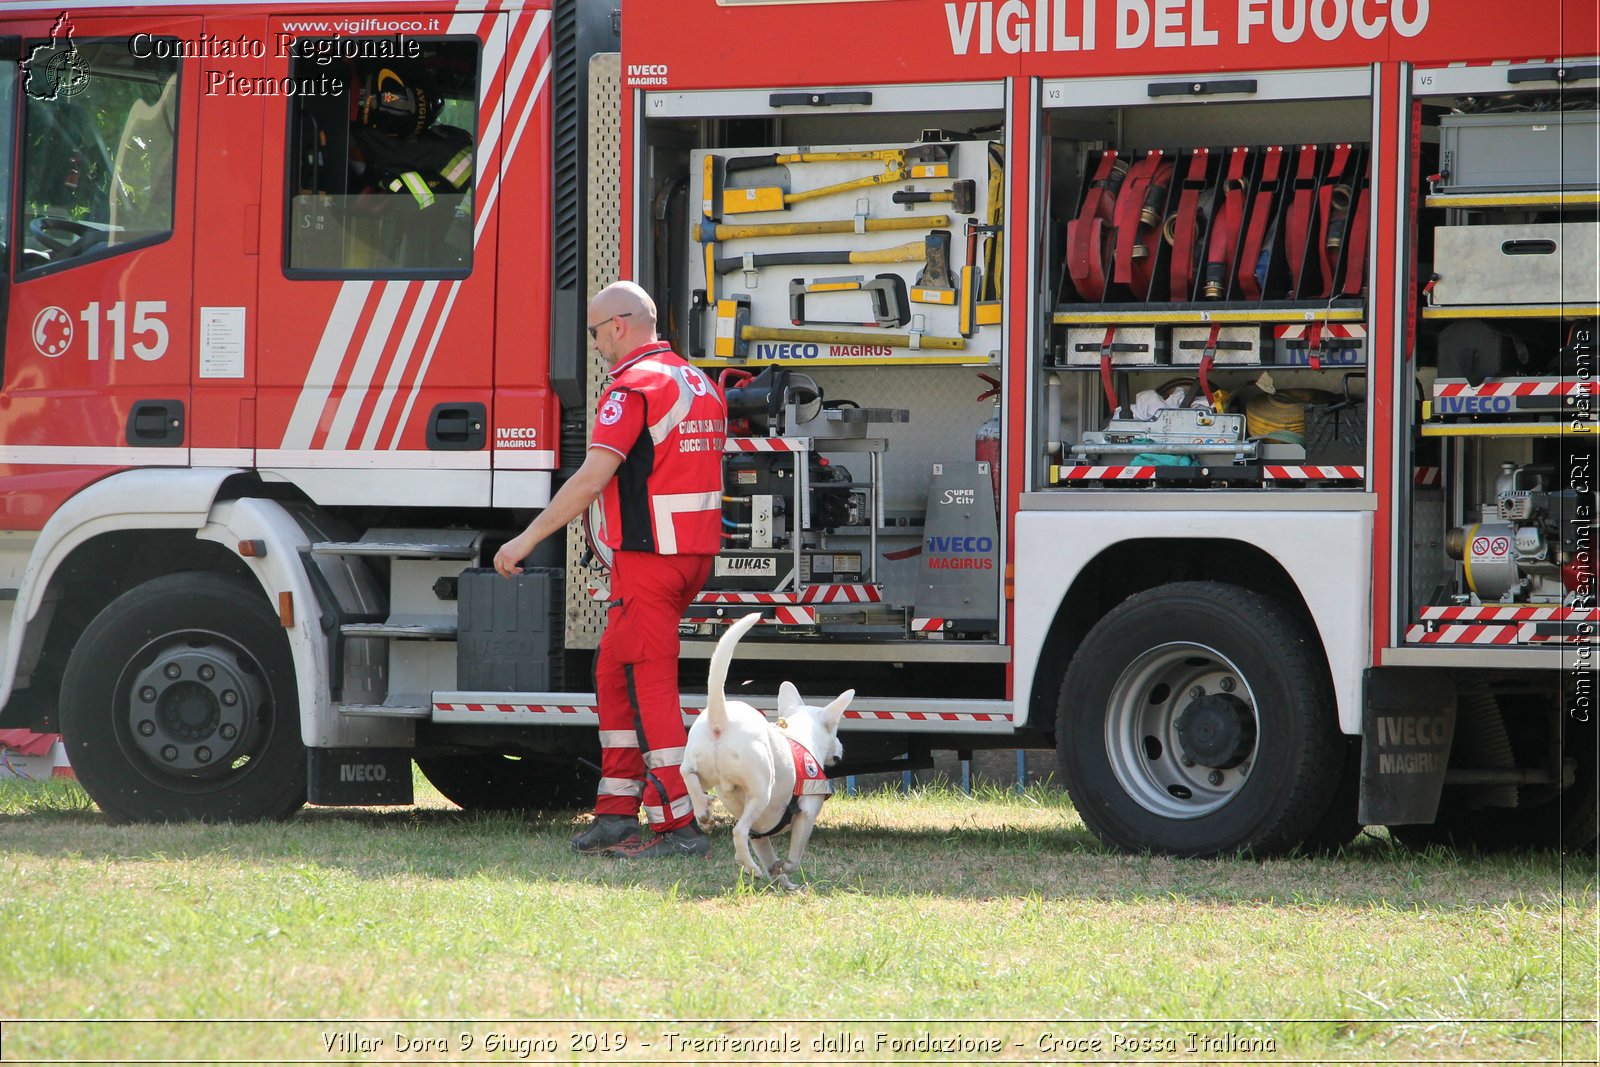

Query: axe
left=910, top=230, right=956, bottom=306
left=713, top=239, right=930, bottom=276
left=892, top=179, right=976, bottom=215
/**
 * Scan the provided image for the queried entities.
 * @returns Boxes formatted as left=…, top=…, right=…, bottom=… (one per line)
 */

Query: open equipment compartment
left=1403, top=61, right=1599, bottom=652
left=635, top=83, right=1009, bottom=642
left=1036, top=69, right=1375, bottom=490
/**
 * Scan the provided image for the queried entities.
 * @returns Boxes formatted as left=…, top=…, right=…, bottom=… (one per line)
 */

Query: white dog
left=681, top=613, right=854, bottom=888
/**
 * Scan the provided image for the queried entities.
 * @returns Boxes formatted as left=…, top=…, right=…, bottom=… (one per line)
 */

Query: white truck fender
left=0, top=468, right=242, bottom=711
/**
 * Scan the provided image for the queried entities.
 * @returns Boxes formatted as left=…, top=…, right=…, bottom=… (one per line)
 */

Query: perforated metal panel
left=566, top=52, right=621, bottom=651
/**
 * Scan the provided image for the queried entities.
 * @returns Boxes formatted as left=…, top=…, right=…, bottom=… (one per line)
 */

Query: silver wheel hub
left=129, top=643, right=263, bottom=776
left=1104, top=642, right=1259, bottom=819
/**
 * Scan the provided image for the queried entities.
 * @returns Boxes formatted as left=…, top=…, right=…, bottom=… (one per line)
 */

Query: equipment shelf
left=692, top=355, right=983, bottom=369
left=1419, top=420, right=1594, bottom=438
left=1424, top=190, right=1600, bottom=209
left=1052, top=304, right=1364, bottom=326
left=1422, top=304, right=1600, bottom=320
left=1048, top=464, right=1363, bottom=486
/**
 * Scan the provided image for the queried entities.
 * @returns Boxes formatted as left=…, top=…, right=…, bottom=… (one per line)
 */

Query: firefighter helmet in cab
left=354, top=65, right=441, bottom=139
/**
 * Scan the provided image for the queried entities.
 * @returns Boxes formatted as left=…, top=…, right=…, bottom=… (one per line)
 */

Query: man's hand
left=493, top=532, right=536, bottom=577
left=490, top=446, right=625, bottom=579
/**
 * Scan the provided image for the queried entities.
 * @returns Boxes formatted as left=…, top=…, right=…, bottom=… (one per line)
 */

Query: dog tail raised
left=705, top=612, right=762, bottom=732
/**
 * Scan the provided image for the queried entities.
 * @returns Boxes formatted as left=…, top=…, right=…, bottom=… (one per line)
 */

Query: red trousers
left=593, top=550, right=713, bottom=831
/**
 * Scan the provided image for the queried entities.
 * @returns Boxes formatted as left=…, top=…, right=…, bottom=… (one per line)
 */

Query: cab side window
left=285, top=39, right=479, bottom=276
left=18, top=39, right=179, bottom=275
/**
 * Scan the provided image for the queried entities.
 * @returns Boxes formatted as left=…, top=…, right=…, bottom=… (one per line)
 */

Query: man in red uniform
left=494, top=281, right=726, bottom=858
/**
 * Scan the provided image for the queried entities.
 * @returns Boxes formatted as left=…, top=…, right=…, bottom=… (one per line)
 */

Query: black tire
left=1056, top=581, right=1344, bottom=857
left=60, top=572, right=306, bottom=822
left=416, top=752, right=598, bottom=812
left=1300, top=735, right=1365, bottom=853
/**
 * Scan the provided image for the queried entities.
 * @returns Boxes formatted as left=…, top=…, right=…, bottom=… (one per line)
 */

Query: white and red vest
left=589, top=342, right=726, bottom=556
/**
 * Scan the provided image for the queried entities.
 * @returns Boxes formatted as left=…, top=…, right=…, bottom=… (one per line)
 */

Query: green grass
left=0, top=773, right=1595, bottom=1063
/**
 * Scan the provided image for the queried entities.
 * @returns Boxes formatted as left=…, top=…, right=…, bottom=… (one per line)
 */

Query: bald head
left=586, top=281, right=660, bottom=364
left=590, top=280, right=657, bottom=328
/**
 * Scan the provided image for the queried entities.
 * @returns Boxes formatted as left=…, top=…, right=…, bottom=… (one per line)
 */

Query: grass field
left=1, top=773, right=1595, bottom=1064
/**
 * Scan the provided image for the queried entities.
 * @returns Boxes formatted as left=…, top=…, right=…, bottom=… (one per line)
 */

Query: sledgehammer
left=892, top=179, right=976, bottom=215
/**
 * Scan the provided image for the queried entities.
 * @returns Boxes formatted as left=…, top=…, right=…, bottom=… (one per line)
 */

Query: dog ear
left=778, top=680, right=803, bottom=713
left=822, top=688, right=855, bottom=731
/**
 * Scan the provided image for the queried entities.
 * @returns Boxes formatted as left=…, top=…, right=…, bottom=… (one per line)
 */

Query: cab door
left=0, top=13, right=195, bottom=526
left=254, top=10, right=504, bottom=508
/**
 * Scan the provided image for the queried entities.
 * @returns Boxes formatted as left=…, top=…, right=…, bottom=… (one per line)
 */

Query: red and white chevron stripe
left=1415, top=467, right=1441, bottom=486
left=1420, top=605, right=1592, bottom=623
left=697, top=591, right=796, bottom=604
left=848, top=710, right=1011, bottom=722
left=1264, top=466, right=1363, bottom=480
left=697, top=585, right=880, bottom=605
left=798, top=584, right=881, bottom=604
left=911, top=618, right=946, bottom=632
left=436, top=702, right=594, bottom=716
left=1273, top=324, right=1367, bottom=340
left=725, top=437, right=808, bottom=453
left=1056, top=466, right=1158, bottom=480
left=1405, top=624, right=1526, bottom=645
left=435, top=701, right=1012, bottom=724
left=1434, top=380, right=1592, bottom=398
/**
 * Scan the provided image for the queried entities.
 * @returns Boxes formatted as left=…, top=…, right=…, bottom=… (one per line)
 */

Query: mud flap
left=308, top=748, right=415, bottom=806
left=1358, top=668, right=1457, bottom=825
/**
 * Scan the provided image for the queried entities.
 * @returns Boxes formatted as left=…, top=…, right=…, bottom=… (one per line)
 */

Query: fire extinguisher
left=975, top=373, right=1001, bottom=512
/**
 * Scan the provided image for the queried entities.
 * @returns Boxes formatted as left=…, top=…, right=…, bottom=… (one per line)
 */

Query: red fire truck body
left=0, top=0, right=1592, bottom=855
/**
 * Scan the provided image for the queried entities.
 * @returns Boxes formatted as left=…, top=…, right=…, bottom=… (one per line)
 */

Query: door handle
left=126, top=399, right=185, bottom=447
left=426, top=402, right=486, bottom=450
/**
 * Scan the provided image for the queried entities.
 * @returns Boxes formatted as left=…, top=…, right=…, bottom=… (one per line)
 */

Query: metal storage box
left=1063, top=325, right=1167, bottom=366
left=457, top=567, right=562, bottom=691
left=1431, top=222, right=1599, bottom=305
left=1439, top=111, right=1599, bottom=193
left=1170, top=325, right=1262, bottom=365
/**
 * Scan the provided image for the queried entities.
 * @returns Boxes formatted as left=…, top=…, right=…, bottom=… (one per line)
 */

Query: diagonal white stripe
left=282, top=281, right=372, bottom=448
left=361, top=281, right=440, bottom=450
left=325, top=282, right=409, bottom=449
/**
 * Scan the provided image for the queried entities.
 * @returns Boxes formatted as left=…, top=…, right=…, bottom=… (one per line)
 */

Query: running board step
left=311, top=528, right=481, bottom=559
left=337, top=701, right=431, bottom=719
left=340, top=615, right=458, bottom=639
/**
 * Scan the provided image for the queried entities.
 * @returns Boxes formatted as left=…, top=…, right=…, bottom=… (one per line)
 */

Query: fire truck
left=0, top=0, right=1592, bottom=856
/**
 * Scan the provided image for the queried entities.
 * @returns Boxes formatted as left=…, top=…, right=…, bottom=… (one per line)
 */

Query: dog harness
left=750, top=737, right=832, bottom=839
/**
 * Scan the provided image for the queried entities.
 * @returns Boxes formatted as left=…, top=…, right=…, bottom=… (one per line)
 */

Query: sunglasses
left=586, top=312, right=633, bottom=339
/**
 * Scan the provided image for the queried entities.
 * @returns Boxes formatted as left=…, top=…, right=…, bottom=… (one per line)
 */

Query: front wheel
left=1057, top=582, right=1345, bottom=857
left=60, top=572, right=307, bottom=822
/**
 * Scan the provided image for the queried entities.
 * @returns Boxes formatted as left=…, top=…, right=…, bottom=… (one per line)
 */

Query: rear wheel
left=416, top=752, right=598, bottom=812
left=1057, top=582, right=1344, bottom=857
left=60, top=572, right=306, bottom=822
